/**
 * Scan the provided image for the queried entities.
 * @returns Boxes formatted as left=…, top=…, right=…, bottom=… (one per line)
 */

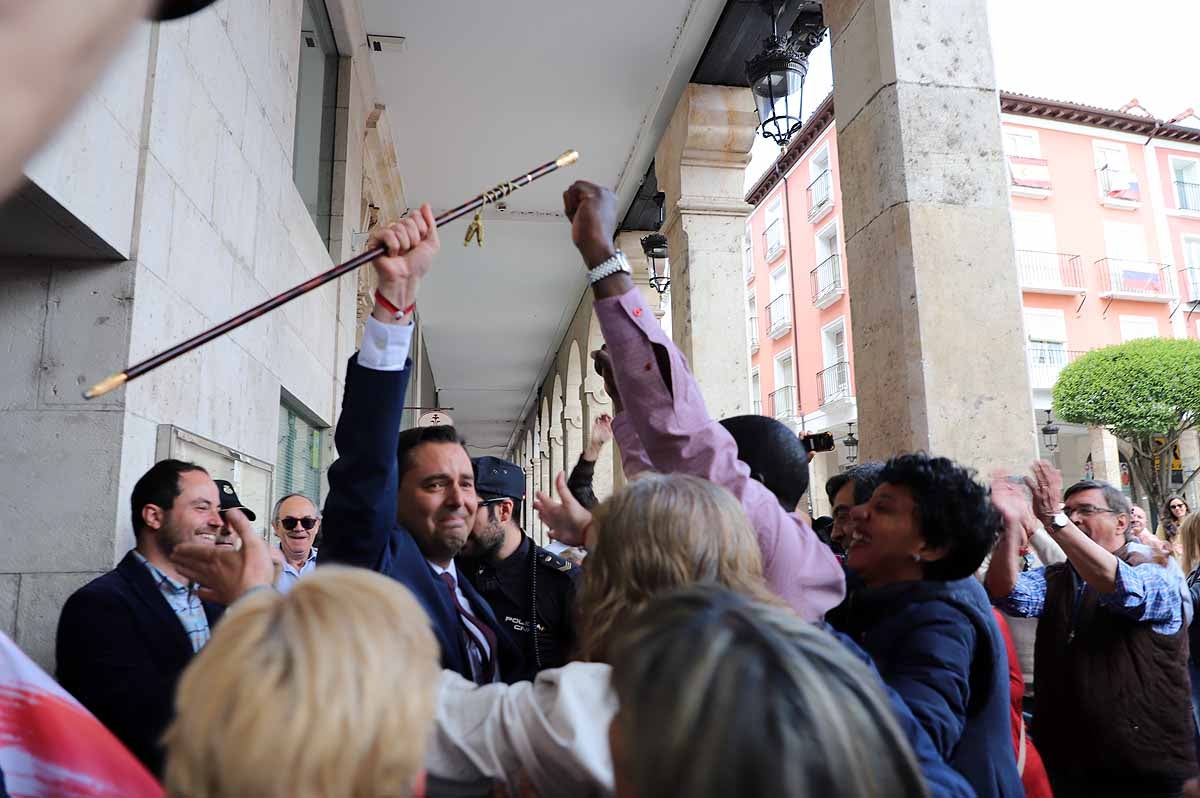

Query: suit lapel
left=116, top=550, right=192, bottom=657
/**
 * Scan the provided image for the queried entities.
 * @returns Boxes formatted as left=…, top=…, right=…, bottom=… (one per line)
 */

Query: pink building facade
left=743, top=93, right=1200, bottom=516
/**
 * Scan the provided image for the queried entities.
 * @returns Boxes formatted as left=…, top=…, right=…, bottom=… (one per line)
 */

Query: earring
left=911, top=553, right=922, bottom=562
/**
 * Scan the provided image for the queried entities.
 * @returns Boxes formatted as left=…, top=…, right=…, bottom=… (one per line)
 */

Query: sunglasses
left=1171, top=504, right=1187, bottom=510
left=280, top=516, right=319, bottom=531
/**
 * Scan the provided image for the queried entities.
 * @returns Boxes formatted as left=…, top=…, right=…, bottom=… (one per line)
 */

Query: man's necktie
left=438, top=571, right=497, bottom=684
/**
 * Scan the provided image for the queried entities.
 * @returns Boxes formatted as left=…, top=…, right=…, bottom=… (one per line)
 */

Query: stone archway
left=564, top=342, right=585, bottom=474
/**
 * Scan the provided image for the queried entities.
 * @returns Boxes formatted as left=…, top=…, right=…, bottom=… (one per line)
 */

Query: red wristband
left=374, top=289, right=415, bottom=319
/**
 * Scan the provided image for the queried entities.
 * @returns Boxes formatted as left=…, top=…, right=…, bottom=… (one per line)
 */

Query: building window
left=276, top=401, right=327, bottom=507
left=807, top=145, right=833, bottom=221
left=1094, top=141, right=1139, bottom=202
left=747, top=293, right=759, bottom=353
left=750, top=369, right=762, bottom=415
left=771, top=351, right=795, bottom=420
left=764, top=195, right=785, bottom=260
left=293, top=0, right=340, bottom=250
left=1172, top=158, right=1200, bottom=211
left=155, top=425, right=274, bottom=533
left=1119, top=315, right=1159, bottom=342
left=1183, top=235, right=1200, bottom=302
left=1003, top=128, right=1041, bottom=158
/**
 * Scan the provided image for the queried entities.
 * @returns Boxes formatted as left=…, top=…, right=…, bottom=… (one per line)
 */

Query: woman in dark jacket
left=831, top=453, right=1023, bottom=798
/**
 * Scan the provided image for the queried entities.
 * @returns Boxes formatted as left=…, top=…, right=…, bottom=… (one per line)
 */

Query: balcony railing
left=763, top=220, right=785, bottom=261
left=1008, top=155, right=1051, bottom=193
left=1015, top=250, right=1084, bottom=292
left=747, top=315, right=760, bottom=352
left=1177, top=180, right=1200, bottom=212
left=752, top=399, right=763, bottom=415
left=1096, top=258, right=1171, bottom=298
left=809, top=254, right=843, bottom=306
left=1096, top=166, right=1141, bottom=203
left=766, top=294, right=792, bottom=338
left=1027, top=347, right=1086, bottom=390
left=807, top=170, right=833, bottom=220
left=768, top=386, right=795, bottom=420
left=1181, top=267, right=1200, bottom=304
left=817, top=362, right=852, bottom=406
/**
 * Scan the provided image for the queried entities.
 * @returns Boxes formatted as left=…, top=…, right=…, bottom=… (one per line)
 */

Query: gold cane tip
left=83, top=371, right=128, bottom=400
left=556, top=150, right=580, bottom=168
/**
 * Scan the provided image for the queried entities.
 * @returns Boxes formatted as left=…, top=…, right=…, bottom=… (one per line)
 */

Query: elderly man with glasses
left=272, top=493, right=321, bottom=593
left=986, top=463, right=1195, bottom=798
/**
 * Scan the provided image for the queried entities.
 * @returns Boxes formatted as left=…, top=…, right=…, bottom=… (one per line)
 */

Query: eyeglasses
left=280, top=516, right=319, bottom=531
left=1064, top=504, right=1117, bottom=519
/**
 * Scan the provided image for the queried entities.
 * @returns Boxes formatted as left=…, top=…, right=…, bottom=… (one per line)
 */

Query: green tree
left=1052, top=338, right=1200, bottom=520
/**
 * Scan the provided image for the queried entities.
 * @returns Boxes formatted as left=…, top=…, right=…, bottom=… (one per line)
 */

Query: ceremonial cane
left=83, top=150, right=579, bottom=399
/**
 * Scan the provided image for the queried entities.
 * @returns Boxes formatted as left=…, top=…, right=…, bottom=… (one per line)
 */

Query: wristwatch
left=588, top=251, right=632, bottom=284
left=1050, top=511, right=1070, bottom=532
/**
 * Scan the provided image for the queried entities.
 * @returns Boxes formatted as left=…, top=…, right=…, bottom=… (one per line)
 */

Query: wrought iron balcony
left=1015, top=250, right=1084, bottom=293
left=817, top=362, right=852, bottom=406
left=768, top=385, right=795, bottom=420
left=1181, top=268, right=1200, bottom=305
left=1027, top=346, right=1086, bottom=390
left=766, top=294, right=792, bottom=339
left=1177, top=180, right=1200, bottom=212
left=809, top=254, right=843, bottom=307
left=1095, top=258, right=1171, bottom=300
left=1096, top=166, right=1140, bottom=204
left=807, top=170, right=833, bottom=220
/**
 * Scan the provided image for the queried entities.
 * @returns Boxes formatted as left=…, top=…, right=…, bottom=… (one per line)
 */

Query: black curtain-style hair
left=879, top=453, right=1000, bottom=581
left=395, top=425, right=470, bottom=483
left=130, top=459, right=208, bottom=537
left=719, top=415, right=809, bottom=511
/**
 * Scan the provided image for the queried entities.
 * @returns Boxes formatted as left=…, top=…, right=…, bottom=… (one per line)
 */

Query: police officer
left=459, top=456, right=579, bottom=681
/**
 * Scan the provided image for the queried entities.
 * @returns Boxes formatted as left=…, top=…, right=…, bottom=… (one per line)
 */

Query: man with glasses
left=272, top=493, right=320, bottom=593
left=459, top=456, right=579, bottom=682
left=986, top=463, right=1194, bottom=798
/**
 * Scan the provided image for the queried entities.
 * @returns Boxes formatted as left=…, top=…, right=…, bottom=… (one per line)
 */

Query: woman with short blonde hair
left=576, top=472, right=783, bottom=662
left=163, top=566, right=439, bottom=798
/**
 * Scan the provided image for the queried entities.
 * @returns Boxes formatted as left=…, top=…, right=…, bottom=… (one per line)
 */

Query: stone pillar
left=1179, top=429, right=1200, bottom=509
left=616, top=231, right=670, bottom=331
left=583, top=384, right=615, bottom=505
left=809, top=453, right=835, bottom=517
left=1088, top=426, right=1123, bottom=486
left=823, top=0, right=1037, bottom=472
left=653, top=84, right=757, bottom=421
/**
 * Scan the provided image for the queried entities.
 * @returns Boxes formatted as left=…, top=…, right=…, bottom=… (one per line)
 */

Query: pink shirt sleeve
left=593, top=286, right=845, bottom=620
left=611, top=414, right=654, bottom=479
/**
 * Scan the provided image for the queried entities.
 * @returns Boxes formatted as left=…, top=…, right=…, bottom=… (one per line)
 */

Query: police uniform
left=460, top=456, right=580, bottom=682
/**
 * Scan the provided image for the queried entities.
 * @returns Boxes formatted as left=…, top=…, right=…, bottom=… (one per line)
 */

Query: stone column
left=808, top=453, right=835, bottom=517
left=654, top=84, right=757, bottom=421
left=1088, top=426, right=1123, bottom=486
left=823, top=0, right=1037, bottom=472
left=1179, top=429, right=1200, bottom=509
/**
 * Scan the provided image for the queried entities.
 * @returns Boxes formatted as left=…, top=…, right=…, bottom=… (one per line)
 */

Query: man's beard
left=463, top=521, right=505, bottom=561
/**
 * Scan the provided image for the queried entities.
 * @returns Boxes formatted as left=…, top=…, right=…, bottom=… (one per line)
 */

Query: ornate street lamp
left=1041, top=410, right=1060, bottom=453
left=641, top=192, right=670, bottom=295
left=745, top=3, right=825, bottom=147
left=843, top=422, right=859, bottom=465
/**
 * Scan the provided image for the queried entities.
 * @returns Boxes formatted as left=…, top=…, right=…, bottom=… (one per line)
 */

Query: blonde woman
left=163, top=567, right=439, bottom=798
left=429, top=473, right=972, bottom=798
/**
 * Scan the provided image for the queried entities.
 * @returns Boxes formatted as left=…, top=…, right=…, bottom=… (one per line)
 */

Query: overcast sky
left=746, top=0, right=1200, bottom=189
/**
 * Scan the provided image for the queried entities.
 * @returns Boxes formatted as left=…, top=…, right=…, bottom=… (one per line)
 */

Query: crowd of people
left=1, top=182, right=1199, bottom=798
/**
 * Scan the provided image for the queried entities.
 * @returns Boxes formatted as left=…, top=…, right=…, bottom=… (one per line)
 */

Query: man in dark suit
left=56, top=459, right=228, bottom=776
left=320, top=205, right=520, bottom=684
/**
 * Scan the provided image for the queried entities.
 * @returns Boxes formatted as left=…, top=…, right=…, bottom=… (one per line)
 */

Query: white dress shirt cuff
left=357, top=315, right=414, bottom=371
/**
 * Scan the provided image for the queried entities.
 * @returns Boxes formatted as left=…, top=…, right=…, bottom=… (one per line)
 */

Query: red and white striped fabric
left=0, top=632, right=161, bottom=798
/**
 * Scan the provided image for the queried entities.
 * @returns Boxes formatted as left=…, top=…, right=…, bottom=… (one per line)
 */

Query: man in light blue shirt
left=273, top=493, right=320, bottom=594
